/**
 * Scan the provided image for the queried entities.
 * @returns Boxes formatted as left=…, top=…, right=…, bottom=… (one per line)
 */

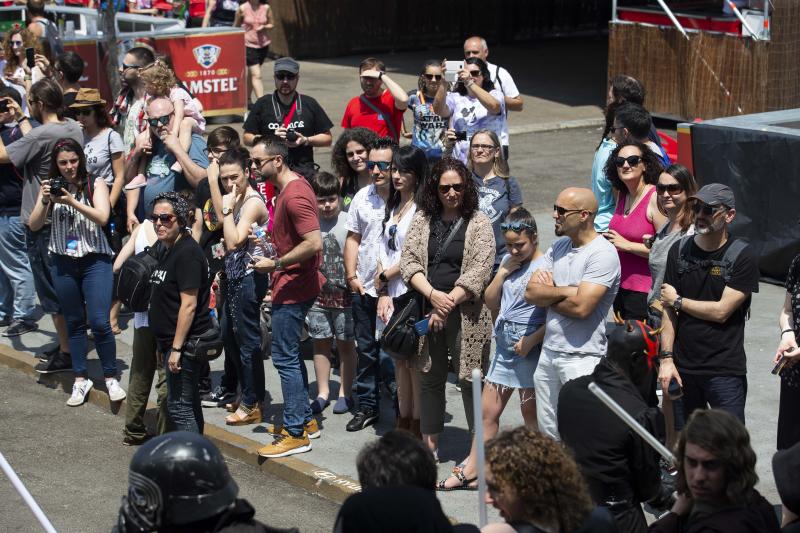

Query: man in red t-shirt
left=340, top=57, right=407, bottom=142
left=250, top=138, right=324, bottom=458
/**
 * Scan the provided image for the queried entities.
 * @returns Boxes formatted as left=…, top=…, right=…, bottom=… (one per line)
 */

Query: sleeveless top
left=608, top=186, right=656, bottom=293
left=211, top=0, right=238, bottom=25
left=49, top=180, right=113, bottom=258
left=133, top=221, right=155, bottom=329
left=241, top=3, right=270, bottom=48
left=224, top=194, right=264, bottom=280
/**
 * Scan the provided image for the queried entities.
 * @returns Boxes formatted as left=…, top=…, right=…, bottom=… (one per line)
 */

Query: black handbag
left=182, top=326, right=224, bottom=361
left=381, top=217, right=464, bottom=360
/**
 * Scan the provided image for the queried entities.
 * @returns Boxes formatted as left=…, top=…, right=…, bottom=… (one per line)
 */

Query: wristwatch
left=222, top=206, right=233, bottom=216
left=379, top=271, right=388, bottom=283
left=673, top=296, right=683, bottom=311
left=274, top=258, right=284, bottom=271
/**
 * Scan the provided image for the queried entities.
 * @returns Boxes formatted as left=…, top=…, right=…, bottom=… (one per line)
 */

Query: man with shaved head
left=463, top=35, right=522, bottom=159
left=525, top=187, right=621, bottom=439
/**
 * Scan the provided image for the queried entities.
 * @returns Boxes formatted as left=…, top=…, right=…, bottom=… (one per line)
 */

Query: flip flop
left=435, top=471, right=477, bottom=492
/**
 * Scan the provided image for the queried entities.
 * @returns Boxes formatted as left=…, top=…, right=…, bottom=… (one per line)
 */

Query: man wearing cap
left=243, top=58, right=333, bottom=179
left=341, top=57, right=408, bottom=142
left=658, top=183, right=760, bottom=424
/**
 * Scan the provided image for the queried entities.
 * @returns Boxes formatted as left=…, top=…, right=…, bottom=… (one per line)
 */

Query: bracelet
left=346, top=275, right=358, bottom=282
left=41, top=197, right=49, bottom=205
left=781, top=328, right=795, bottom=337
left=171, top=346, right=182, bottom=353
left=429, top=287, right=434, bottom=300
left=659, top=351, right=674, bottom=360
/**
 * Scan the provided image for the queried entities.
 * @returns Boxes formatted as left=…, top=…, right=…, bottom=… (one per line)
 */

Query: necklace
left=393, top=197, right=414, bottom=223
left=624, top=184, right=647, bottom=216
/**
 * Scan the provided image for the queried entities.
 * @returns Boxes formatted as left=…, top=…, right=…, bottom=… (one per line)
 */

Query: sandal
left=452, top=461, right=467, bottom=476
left=436, top=471, right=477, bottom=491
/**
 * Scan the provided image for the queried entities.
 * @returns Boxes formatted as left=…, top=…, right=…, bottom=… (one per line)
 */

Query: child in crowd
left=307, top=172, right=357, bottom=414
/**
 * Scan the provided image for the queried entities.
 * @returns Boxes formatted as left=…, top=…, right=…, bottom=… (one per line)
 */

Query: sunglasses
left=74, top=108, right=94, bottom=117
left=692, top=202, right=726, bottom=217
left=149, top=213, right=176, bottom=225
left=423, top=74, right=442, bottom=81
left=147, top=114, right=172, bottom=128
left=366, top=160, right=392, bottom=172
left=203, top=147, right=230, bottom=157
left=251, top=156, right=277, bottom=167
left=614, top=155, right=643, bottom=168
left=656, top=183, right=684, bottom=195
left=501, top=222, right=535, bottom=233
left=470, top=143, right=496, bottom=152
left=11, top=41, right=23, bottom=47
left=387, top=224, right=398, bottom=251
left=466, top=70, right=482, bottom=78
left=438, top=183, right=465, bottom=194
left=275, top=72, right=297, bottom=81
left=121, top=63, right=142, bottom=70
left=553, top=204, right=585, bottom=217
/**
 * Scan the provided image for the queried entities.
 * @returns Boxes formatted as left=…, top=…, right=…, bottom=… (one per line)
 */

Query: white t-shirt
left=84, top=128, right=125, bottom=184
left=379, top=202, right=417, bottom=298
left=542, top=235, right=621, bottom=355
left=345, top=184, right=386, bottom=297
left=486, top=61, right=519, bottom=147
left=445, top=88, right=506, bottom=163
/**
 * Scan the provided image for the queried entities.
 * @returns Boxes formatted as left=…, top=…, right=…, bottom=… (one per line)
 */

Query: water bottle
left=109, top=222, right=122, bottom=253
left=251, top=222, right=277, bottom=259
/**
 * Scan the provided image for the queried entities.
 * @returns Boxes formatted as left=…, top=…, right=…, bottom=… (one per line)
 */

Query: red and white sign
left=153, top=30, right=246, bottom=117
left=64, top=40, right=113, bottom=105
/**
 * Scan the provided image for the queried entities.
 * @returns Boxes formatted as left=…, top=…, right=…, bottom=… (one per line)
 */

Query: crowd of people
left=0, top=14, right=798, bottom=531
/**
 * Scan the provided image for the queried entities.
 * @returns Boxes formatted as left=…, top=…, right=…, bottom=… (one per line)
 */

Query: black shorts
left=246, top=46, right=269, bottom=67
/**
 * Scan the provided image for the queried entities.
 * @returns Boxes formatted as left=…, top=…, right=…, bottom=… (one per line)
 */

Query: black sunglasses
left=149, top=213, right=176, bottom=225
left=275, top=72, right=297, bottom=81
left=438, top=183, right=465, bottom=194
left=692, top=202, right=726, bottom=217
left=121, top=63, right=142, bottom=70
left=366, top=161, right=392, bottom=172
left=553, top=204, right=585, bottom=217
left=614, top=155, right=643, bottom=168
left=147, top=114, right=172, bottom=128
left=74, top=108, right=94, bottom=117
left=657, top=183, right=684, bottom=195
left=500, top=222, right=535, bottom=233
left=423, top=74, right=442, bottom=81
left=387, top=224, right=398, bottom=251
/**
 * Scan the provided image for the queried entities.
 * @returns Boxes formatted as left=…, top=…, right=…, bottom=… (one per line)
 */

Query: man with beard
left=243, top=57, right=333, bottom=179
left=525, top=187, right=620, bottom=440
left=341, top=57, right=407, bottom=142
left=111, top=46, right=155, bottom=154
left=658, top=184, right=759, bottom=424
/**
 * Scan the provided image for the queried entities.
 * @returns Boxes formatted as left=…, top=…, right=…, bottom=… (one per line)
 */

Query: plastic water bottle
left=108, top=222, right=122, bottom=253
left=251, top=222, right=277, bottom=259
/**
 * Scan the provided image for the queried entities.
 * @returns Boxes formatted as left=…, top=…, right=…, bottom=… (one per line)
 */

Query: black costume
left=647, top=490, right=780, bottom=533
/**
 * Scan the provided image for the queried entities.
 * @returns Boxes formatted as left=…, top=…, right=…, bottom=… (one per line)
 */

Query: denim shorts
left=307, top=305, right=354, bottom=341
left=486, top=320, right=541, bottom=390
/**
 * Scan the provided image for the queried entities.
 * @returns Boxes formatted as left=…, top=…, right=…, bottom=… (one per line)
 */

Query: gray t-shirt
left=473, top=173, right=523, bottom=265
left=84, top=128, right=125, bottom=184
left=647, top=222, right=694, bottom=307
left=7, top=118, right=83, bottom=225
left=542, top=235, right=621, bottom=355
left=142, top=133, right=208, bottom=215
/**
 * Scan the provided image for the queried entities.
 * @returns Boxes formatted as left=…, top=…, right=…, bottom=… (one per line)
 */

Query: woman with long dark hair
left=406, top=59, right=448, bottom=162
left=375, top=145, right=425, bottom=436
left=28, top=138, right=124, bottom=407
left=400, top=157, right=494, bottom=459
left=331, top=127, right=378, bottom=211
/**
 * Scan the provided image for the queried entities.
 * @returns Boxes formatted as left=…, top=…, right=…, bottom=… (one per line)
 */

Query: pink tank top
left=609, top=186, right=656, bottom=293
left=242, top=2, right=270, bottom=49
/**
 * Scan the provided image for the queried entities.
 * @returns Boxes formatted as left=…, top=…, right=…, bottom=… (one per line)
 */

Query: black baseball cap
left=773, top=442, right=800, bottom=515
left=274, top=57, right=299, bottom=75
left=690, top=183, right=735, bottom=209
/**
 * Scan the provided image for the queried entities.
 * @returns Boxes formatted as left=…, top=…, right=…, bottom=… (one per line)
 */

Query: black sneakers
left=35, top=351, right=73, bottom=374
left=3, top=320, right=37, bottom=337
left=201, top=385, right=237, bottom=407
left=346, top=409, right=379, bottom=432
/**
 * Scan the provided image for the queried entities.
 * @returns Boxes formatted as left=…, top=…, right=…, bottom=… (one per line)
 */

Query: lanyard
left=271, top=92, right=301, bottom=126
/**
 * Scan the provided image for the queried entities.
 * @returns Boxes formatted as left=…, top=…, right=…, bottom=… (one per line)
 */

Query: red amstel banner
left=153, top=30, right=246, bottom=117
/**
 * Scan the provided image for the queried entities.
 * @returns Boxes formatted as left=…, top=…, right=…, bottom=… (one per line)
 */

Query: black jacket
left=648, top=490, right=780, bottom=533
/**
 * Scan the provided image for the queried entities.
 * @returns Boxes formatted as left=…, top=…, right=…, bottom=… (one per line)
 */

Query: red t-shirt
left=271, top=177, right=324, bottom=304
left=341, top=90, right=404, bottom=141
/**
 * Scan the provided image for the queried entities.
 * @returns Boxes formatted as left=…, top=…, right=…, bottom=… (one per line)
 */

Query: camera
left=454, top=130, right=468, bottom=142
left=49, top=177, right=67, bottom=197
left=285, top=129, right=299, bottom=142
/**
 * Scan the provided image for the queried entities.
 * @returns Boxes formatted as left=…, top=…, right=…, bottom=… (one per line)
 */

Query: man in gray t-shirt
left=526, top=187, right=621, bottom=440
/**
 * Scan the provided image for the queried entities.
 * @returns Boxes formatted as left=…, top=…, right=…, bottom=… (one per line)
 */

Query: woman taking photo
left=28, top=139, right=125, bottom=407
left=2, top=26, right=43, bottom=90
left=234, top=0, right=273, bottom=104
left=400, top=157, right=494, bottom=459
left=603, top=140, right=666, bottom=320
left=468, top=129, right=523, bottom=272
left=217, top=147, right=270, bottom=426
left=331, top=127, right=378, bottom=211
left=375, top=145, right=424, bottom=436
left=406, top=60, right=448, bottom=162
left=148, top=191, right=212, bottom=434
left=433, top=57, right=504, bottom=164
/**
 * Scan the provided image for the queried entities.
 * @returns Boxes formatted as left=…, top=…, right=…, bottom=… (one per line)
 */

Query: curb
left=508, top=117, right=604, bottom=136
left=0, top=343, right=361, bottom=504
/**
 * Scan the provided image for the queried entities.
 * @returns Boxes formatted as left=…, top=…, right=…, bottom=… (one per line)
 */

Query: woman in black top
left=148, top=192, right=212, bottom=433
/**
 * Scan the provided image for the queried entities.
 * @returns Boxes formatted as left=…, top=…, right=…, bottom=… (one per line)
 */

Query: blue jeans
left=352, top=293, right=395, bottom=411
left=270, top=299, right=313, bottom=437
left=221, top=272, right=268, bottom=406
left=24, top=225, right=61, bottom=314
left=0, top=215, right=36, bottom=323
left=680, top=373, right=747, bottom=424
left=162, top=346, right=204, bottom=433
left=51, top=254, right=115, bottom=378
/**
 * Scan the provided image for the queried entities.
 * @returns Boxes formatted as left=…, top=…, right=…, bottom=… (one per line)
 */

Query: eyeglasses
left=613, top=155, right=643, bottom=168
left=467, top=70, right=482, bottom=78
left=366, top=161, right=392, bottom=172
left=74, top=108, right=94, bottom=117
left=553, top=204, right=586, bottom=217
left=656, top=183, right=684, bottom=195
left=692, top=202, right=726, bottom=217
left=147, top=114, right=172, bottom=128
left=251, top=156, right=277, bottom=167
left=11, top=40, right=23, bottom=47
left=275, top=72, right=297, bottom=81
left=438, top=183, right=465, bottom=194
left=423, top=74, right=442, bottom=81
left=387, top=224, right=398, bottom=251
left=501, top=221, right=535, bottom=233
left=470, top=143, right=497, bottom=152
left=149, top=213, right=176, bottom=225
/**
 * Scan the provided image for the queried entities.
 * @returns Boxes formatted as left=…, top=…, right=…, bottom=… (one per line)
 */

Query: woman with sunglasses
left=468, top=129, right=523, bottom=273
left=28, top=138, right=126, bottom=407
left=148, top=191, right=213, bottom=433
left=400, top=157, right=494, bottom=459
left=433, top=57, right=503, bottom=164
left=375, top=146, right=424, bottom=435
left=407, top=60, right=448, bottom=162
left=602, top=140, right=666, bottom=320
left=331, top=127, right=379, bottom=211
left=2, top=26, right=43, bottom=90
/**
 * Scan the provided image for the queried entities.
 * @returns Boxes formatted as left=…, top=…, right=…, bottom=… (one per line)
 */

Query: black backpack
left=115, top=243, right=163, bottom=312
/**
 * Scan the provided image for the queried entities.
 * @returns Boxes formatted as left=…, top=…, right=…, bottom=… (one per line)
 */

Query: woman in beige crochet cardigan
left=400, top=157, right=495, bottom=459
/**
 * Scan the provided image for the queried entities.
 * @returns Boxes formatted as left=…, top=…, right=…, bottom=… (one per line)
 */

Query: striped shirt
left=49, top=181, right=113, bottom=258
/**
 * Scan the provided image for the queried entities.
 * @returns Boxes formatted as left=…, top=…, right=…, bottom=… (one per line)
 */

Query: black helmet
left=116, top=431, right=239, bottom=532
left=606, top=319, right=660, bottom=388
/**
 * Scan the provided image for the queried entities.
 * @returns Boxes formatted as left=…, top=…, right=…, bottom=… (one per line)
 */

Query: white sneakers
left=106, top=378, right=127, bottom=402
left=66, top=378, right=127, bottom=406
left=67, top=379, right=93, bottom=407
